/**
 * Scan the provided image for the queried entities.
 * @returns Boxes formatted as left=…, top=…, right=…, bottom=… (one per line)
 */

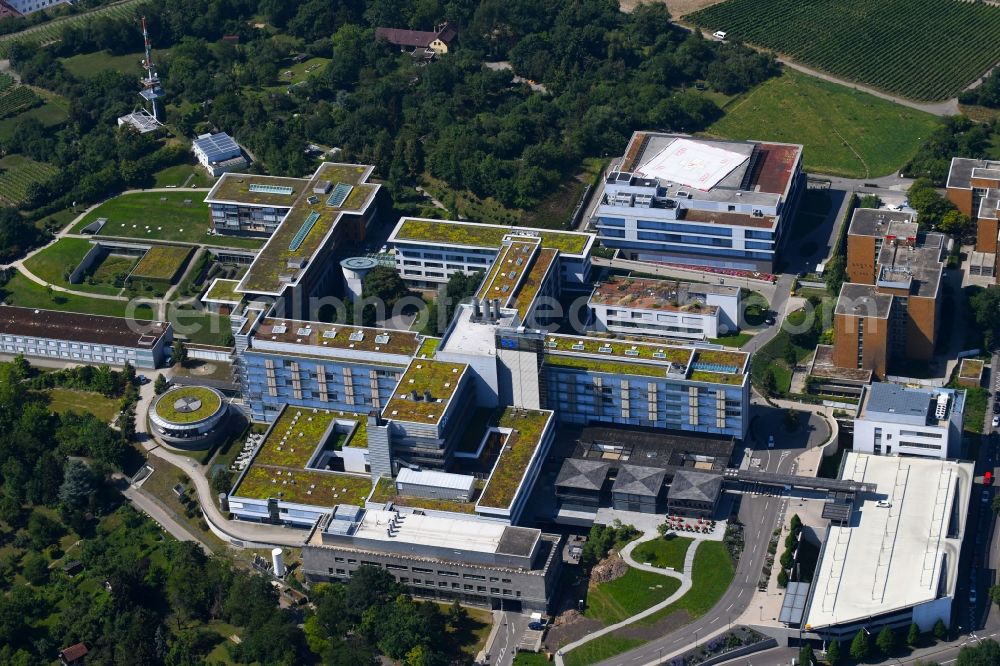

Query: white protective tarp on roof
left=636, top=138, right=748, bottom=191
left=395, top=467, right=475, bottom=493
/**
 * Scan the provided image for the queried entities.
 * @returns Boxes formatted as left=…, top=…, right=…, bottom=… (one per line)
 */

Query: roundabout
left=149, top=385, right=229, bottom=450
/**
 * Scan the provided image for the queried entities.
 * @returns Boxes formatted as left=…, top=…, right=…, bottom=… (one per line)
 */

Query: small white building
left=588, top=276, right=741, bottom=340
left=853, top=383, right=965, bottom=460
left=192, top=132, right=249, bottom=177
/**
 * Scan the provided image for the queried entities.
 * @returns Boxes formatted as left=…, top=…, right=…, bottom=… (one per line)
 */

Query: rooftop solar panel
left=326, top=182, right=354, bottom=207
left=250, top=183, right=294, bottom=195
left=289, top=211, right=321, bottom=251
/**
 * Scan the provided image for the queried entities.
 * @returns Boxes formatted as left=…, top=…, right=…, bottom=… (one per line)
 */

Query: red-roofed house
left=375, top=22, right=456, bottom=55
left=0, top=1, right=22, bottom=20
left=59, top=643, right=88, bottom=666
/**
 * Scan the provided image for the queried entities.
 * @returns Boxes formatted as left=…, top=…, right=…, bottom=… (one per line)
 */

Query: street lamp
left=759, top=604, right=764, bottom=621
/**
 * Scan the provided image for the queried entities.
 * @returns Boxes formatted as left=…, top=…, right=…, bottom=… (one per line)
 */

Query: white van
left=712, top=31, right=728, bottom=41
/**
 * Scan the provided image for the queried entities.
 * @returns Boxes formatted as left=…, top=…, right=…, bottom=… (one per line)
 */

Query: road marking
left=726, top=603, right=734, bottom=611
left=737, top=589, right=743, bottom=598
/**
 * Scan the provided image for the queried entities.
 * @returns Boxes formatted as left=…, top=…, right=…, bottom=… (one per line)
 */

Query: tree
left=824, top=253, right=845, bottom=296
left=762, top=367, right=777, bottom=396
left=957, top=639, right=1000, bottom=666
left=826, top=638, right=841, bottom=666
left=969, top=287, right=1000, bottom=348
left=154, top=373, right=168, bottom=395
left=907, top=622, right=922, bottom=647
left=211, top=467, right=234, bottom=495
left=939, top=209, right=972, bottom=238
left=21, top=552, right=48, bottom=585
left=58, top=460, right=95, bottom=512
left=989, top=584, right=1000, bottom=609
left=172, top=340, right=188, bottom=366
left=446, top=599, right=467, bottom=631
left=933, top=618, right=948, bottom=640
left=850, top=629, right=870, bottom=662
left=798, top=643, right=815, bottom=666
left=777, top=568, right=789, bottom=587
left=27, top=511, right=63, bottom=549
left=359, top=267, right=412, bottom=327
left=784, top=408, right=800, bottom=431
left=876, top=626, right=896, bottom=656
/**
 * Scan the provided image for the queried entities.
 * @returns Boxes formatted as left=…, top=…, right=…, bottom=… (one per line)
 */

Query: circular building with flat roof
left=150, top=385, right=229, bottom=450
left=341, top=256, right=380, bottom=301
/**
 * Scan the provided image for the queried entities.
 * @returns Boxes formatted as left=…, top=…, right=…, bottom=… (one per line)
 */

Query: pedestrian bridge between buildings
left=723, top=468, right=878, bottom=495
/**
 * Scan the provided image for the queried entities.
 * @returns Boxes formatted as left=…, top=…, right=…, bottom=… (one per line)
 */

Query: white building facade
left=853, top=383, right=965, bottom=460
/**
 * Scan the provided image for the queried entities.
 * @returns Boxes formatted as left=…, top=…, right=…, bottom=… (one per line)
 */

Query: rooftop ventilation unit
left=934, top=393, right=949, bottom=420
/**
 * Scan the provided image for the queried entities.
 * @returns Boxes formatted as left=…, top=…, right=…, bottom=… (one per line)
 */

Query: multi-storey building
left=5, top=0, right=69, bottom=16
left=204, top=163, right=381, bottom=318
left=588, top=276, right=741, bottom=340
left=946, top=157, right=1000, bottom=282
left=302, top=504, right=561, bottom=613
left=235, top=309, right=416, bottom=423
left=820, top=209, right=946, bottom=380
left=590, top=132, right=804, bottom=271
left=0, top=306, right=171, bottom=369
left=387, top=217, right=594, bottom=290
left=853, top=383, right=965, bottom=460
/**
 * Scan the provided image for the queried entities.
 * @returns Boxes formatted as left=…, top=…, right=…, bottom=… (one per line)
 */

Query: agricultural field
left=0, top=0, right=146, bottom=58
left=131, top=245, right=192, bottom=281
left=0, top=154, right=57, bottom=206
left=73, top=191, right=264, bottom=250
left=687, top=0, right=1000, bottom=101
left=0, top=90, right=69, bottom=143
left=0, top=85, right=41, bottom=119
left=705, top=69, right=940, bottom=178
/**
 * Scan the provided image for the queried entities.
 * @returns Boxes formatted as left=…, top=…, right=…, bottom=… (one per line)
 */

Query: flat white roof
left=636, top=137, right=748, bottom=192
left=805, top=453, right=971, bottom=630
left=353, top=508, right=506, bottom=554
left=396, top=468, right=475, bottom=492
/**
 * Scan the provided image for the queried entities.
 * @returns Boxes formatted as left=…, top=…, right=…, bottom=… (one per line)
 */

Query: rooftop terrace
left=237, top=163, right=378, bottom=295
left=476, top=238, right=540, bottom=307
left=589, top=276, right=731, bottom=313
left=478, top=407, right=553, bottom=510
left=202, top=278, right=243, bottom=305
left=249, top=317, right=420, bottom=356
left=382, top=359, right=468, bottom=424
left=391, top=217, right=591, bottom=255
left=230, top=405, right=373, bottom=506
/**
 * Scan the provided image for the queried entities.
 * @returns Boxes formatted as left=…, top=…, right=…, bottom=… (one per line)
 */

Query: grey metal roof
left=667, top=469, right=723, bottom=503
left=396, top=468, right=475, bottom=492
left=864, top=383, right=931, bottom=422
left=555, top=458, right=611, bottom=491
left=496, top=526, right=540, bottom=557
left=193, top=132, right=242, bottom=164
left=611, top=465, right=666, bottom=497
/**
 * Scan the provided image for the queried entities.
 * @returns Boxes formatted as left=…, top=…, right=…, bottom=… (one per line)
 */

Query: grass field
left=153, top=163, right=212, bottom=188
left=74, top=191, right=263, bottom=249
left=42, top=387, right=121, bottom=423
left=23, top=237, right=128, bottom=296
left=0, top=93, right=68, bottom=143
left=705, top=69, right=940, bottom=178
left=631, top=536, right=693, bottom=571
left=60, top=49, right=167, bottom=79
left=1, top=269, right=155, bottom=320
left=584, top=567, right=681, bottom=625
left=0, top=153, right=57, bottom=206
left=687, top=0, right=1000, bottom=101
left=0, top=84, right=40, bottom=119
left=564, top=636, right=646, bottom=666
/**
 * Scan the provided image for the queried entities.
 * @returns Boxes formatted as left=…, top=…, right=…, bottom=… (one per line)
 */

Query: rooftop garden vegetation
left=370, top=477, right=478, bottom=514
left=397, top=218, right=589, bottom=255
left=545, top=335, right=694, bottom=365
left=203, top=278, right=242, bottom=304
left=153, top=386, right=222, bottom=423
left=232, top=464, right=372, bottom=506
left=130, top=244, right=192, bottom=282
left=384, top=360, right=466, bottom=423
left=251, top=407, right=337, bottom=468
left=478, top=408, right=551, bottom=509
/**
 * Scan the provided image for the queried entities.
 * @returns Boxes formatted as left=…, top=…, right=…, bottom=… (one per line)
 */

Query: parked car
left=768, top=435, right=775, bottom=448
left=970, top=586, right=977, bottom=605
left=982, top=490, right=991, bottom=503
left=993, top=415, right=1000, bottom=429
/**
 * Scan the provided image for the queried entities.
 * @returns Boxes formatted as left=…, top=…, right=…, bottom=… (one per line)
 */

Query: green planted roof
left=395, top=218, right=590, bottom=255
left=153, top=386, right=223, bottom=423
left=478, top=407, right=552, bottom=510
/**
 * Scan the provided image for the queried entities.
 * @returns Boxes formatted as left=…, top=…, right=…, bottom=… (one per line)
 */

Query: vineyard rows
left=0, top=73, right=13, bottom=93
left=0, top=160, right=57, bottom=206
left=0, top=85, right=40, bottom=119
left=0, top=0, right=145, bottom=59
left=687, top=0, right=1000, bottom=101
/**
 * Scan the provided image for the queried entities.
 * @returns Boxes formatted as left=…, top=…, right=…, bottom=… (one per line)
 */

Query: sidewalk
left=555, top=530, right=704, bottom=665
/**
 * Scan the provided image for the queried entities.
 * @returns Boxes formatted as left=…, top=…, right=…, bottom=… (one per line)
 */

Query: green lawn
left=631, top=536, right=693, bottom=571
left=707, top=332, right=753, bottom=348
left=74, top=191, right=263, bottom=250
left=584, top=567, right=681, bottom=625
left=23, top=238, right=128, bottom=296
left=513, top=653, right=551, bottom=666
left=705, top=69, right=940, bottom=178
left=564, top=636, right=645, bottom=666
left=1, top=270, right=155, bottom=320
left=42, top=387, right=121, bottom=423
left=153, top=163, right=213, bottom=188
left=638, top=540, right=736, bottom=625
left=0, top=90, right=68, bottom=143
left=60, top=50, right=167, bottom=79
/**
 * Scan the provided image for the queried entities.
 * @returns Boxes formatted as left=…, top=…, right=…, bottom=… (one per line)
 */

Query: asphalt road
left=593, top=422, right=813, bottom=666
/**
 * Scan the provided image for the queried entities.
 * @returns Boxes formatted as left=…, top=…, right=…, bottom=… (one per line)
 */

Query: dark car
left=528, top=621, right=545, bottom=631
left=764, top=315, right=776, bottom=326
